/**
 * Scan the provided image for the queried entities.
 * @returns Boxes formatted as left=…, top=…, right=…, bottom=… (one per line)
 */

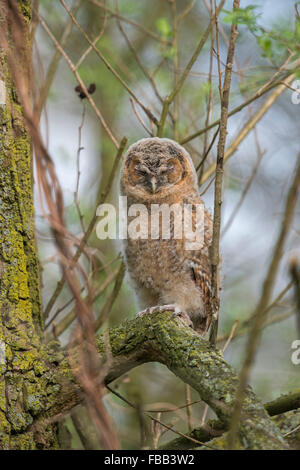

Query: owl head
left=120, top=137, right=197, bottom=201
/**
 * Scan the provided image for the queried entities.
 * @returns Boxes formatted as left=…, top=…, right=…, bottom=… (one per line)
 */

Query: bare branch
left=181, top=72, right=296, bottom=146
left=60, top=0, right=159, bottom=126
left=37, top=11, right=119, bottom=148
left=199, top=73, right=297, bottom=185
left=210, top=0, right=240, bottom=345
left=161, top=388, right=300, bottom=450
left=43, top=137, right=127, bottom=319
left=37, top=0, right=83, bottom=116
left=227, top=158, right=300, bottom=448
left=89, top=0, right=173, bottom=45
left=156, top=0, right=226, bottom=136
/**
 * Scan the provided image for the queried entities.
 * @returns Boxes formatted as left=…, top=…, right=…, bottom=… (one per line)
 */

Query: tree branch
left=46, top=311, right=288, bottom=450
left=198, top=73, right=297, bottom=185
left=156, top=0, right=226, bottom=136
left=227, top=158, right=300, bottom=448
left=209, top=0, right=240, bottom=345
left=181, top=72, right=295, bottom=146
left=161, top=388, right=300, bottom=450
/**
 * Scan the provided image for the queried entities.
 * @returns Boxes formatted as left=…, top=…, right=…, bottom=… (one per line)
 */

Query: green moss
left=95, top=311, right=288, bottom=449
left=18, top=0, right=32, bottom=22
left=0, top=1, right=52, bottom=449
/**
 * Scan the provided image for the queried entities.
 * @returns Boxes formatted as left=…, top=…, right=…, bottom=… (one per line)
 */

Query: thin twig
left=214, top=0, right=223, bottom=98
left=74, top=102, right=87, bottom=233
left=199, top=175, right=215, bottom=197
left=200, top=0, right=214, bottom=184
left=43, top=137, right=127, bottom=319
left=45, top=264, right=120, bottom=334
left=37, top=11, right=119, bottom=148
left=227, top=158, right=300, bottom=449
left=209, top=0, right=240, bottom=346
left=89, top=0, right=173, bottom=45
left=75, top=2, right=108, bottom=69
left=181, top=72, right=295, bottom=146
left=289, top=258, right=300, bottom=339
left=185, top=384, right=193, bottom=433
left=196, top=126, right=219, bottom=173
left=60, top=0, right=159, bottom=126
left=283, top=424, right=300, bottom=438
left=217, top=282, right=293, bottom=344
left=106, top=385, right=218, bottom=450
left=219, top=309, right=295, bottom=348
left=94, top=262, right=126, bottom=331
left=115, top=0, right=163, bottom=107
left=199, top=73, right=297, bottom=185
left=129, top=97, right=154, bottom=136
left=37, top=0, right=83, bottom=116
left=169, top=0, right=179, bottom=140
left=222, top=319, right=239, bottom=352
left=156, top=0, right=226, bottom=136
left=177, top=0, right=196, bottom=22
left=221, top=149, right=265, bottom=236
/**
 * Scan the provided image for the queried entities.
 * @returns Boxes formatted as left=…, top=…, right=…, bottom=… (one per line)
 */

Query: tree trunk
left=0, top=0, right=58, bottom=449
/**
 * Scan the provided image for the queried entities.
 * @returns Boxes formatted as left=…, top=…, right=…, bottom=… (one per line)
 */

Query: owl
left=120, top=137, right=213, bottom=334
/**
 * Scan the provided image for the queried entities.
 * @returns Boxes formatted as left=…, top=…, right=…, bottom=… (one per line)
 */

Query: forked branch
left=47, top=311, right=288, bottom=450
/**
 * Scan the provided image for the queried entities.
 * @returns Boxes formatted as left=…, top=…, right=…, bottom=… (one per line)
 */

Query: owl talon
left=135, top=307, right=149, bottom=318
left=135, top=304, right=176, bottom=318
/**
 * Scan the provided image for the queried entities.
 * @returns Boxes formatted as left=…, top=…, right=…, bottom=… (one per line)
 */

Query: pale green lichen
left=0, top=0, right=51, bottom=449
left=95, top=311, right=288, bottom=450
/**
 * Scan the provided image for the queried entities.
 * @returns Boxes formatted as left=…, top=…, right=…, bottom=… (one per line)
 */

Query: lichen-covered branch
left=161, top=388, right=300, bottom=450
left=273, top=410, right=300, bottom=450
left=0, top=0, right=49, bottom=449
left=266, top=389, right=300, bottom=417
left=41, top=311, right=287, bottom=450
left=0, top=308, right=291, bottom=449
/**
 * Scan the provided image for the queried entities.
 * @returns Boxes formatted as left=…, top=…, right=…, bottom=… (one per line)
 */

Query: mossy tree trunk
left=0, top=0, right=58, bottom=449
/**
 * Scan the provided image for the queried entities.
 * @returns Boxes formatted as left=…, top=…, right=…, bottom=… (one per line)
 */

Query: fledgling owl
left=120, top=137, right=213, bottom=334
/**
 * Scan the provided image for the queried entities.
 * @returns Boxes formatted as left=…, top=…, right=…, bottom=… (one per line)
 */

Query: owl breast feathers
left=120, top=137, right=213, bottom=334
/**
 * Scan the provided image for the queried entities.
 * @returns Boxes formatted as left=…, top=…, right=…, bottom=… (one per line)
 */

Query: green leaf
left=257, top=35, right=272, bottom=58
left=156, top=18, right=172, bottom=39
left=163, top=46, right=177, bottom=59
left=200, top=81, right=211, bottom=97
left=222, top=5, right=261, bottom=31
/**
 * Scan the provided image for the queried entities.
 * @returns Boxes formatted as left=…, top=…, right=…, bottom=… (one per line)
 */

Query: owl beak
left=150, top=177, right=157, bottom=194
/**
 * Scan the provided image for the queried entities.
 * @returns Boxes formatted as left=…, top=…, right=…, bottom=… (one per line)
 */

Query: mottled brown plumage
left=120, top=138, right=213, bottom=334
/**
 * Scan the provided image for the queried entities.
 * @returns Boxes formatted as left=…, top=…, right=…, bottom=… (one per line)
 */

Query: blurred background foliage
left=34, top=0, right=299, bottom=448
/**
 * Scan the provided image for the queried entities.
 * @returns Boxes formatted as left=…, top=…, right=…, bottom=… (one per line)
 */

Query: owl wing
left=189, top=206, right=213, bottom=334
left=191, top=255, right=212, bottom=334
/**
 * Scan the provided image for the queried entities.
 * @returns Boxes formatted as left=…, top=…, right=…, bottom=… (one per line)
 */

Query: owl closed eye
left=122, top=138, right=197, bottom=201
left=128, top=156, right=183, bottom=193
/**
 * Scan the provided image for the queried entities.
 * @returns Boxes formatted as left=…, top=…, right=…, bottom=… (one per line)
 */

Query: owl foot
left=135, top=305, right=193, bottom=329
left=135, top=304, right=177, bottom=318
